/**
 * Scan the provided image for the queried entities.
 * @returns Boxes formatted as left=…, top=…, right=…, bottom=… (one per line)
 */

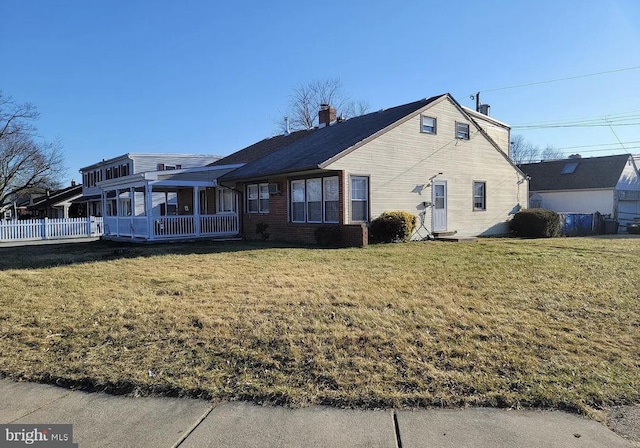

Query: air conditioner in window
left=268, top=183, right=281, bottom=195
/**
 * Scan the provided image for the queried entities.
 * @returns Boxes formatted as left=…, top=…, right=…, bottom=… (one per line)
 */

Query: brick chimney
left=318, top=104, right=336, bottom=127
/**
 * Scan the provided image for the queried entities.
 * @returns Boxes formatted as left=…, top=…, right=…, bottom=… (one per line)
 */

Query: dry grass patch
left=0, top=238, right=638, bottom=415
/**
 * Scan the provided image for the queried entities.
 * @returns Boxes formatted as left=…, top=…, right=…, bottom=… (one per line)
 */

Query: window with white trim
left=291, top=180, right=306, bottom=222
left=290, top=176, right=340, bottom=223
left=247, top=183, right=268, bottom=213
left=306, top=178, right=322, bottom=222
left=323, top=177, right=339, bottom=223
left=421, top=116, right=436, bottom=134
left=259, top=184, right=269, bottom=213
left=456, top=122, right=470, bottom=140
left=217, top=188, right=235, bottom=213
left=351, top=176, right=369, bottom=222
left=473, top=181, right=486, bottom=211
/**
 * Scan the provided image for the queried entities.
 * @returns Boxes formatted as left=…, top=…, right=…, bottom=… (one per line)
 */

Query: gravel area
left=606, top=405, right=640, bottom=447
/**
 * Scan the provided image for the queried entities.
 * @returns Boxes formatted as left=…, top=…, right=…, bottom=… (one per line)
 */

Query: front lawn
left=0, top=238, right=638, bottom=416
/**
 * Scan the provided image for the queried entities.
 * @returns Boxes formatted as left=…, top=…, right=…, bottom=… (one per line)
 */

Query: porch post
left=130, top=186, right=135, bottom=237
left=146, top=183, right=154, bottom=240
left=194, top=187, right=200, bottom=237
left=101, top=190, right=106, bottom=219
left=115, top=188, right=120, bottom=236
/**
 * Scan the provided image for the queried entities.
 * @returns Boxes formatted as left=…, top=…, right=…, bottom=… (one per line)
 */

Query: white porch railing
left=103, top=214, right=239, bottom=240
left=0, top=217, right=103, bottom=242
left=200, top=214, right=239, bottom=236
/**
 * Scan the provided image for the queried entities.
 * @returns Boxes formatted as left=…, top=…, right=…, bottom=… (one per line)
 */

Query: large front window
left=290, top=176, right=340, bottom=223
left=351, top=176, right=369, bottom=222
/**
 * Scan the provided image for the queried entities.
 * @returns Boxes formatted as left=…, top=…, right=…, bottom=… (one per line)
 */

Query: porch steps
left=433, top=235, right=478, bottom=243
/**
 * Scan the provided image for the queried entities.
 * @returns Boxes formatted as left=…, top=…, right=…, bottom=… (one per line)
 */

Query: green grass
left=0, top=238, right=638, bottom=417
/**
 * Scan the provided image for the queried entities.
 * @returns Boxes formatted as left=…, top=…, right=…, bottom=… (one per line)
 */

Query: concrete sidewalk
left=0, top=379, right=634, bottom=447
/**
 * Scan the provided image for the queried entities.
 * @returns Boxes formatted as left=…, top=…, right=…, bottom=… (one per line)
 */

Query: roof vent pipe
left=284, top=117, right=290, bottom=136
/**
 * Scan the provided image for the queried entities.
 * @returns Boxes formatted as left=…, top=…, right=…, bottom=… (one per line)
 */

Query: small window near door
left=473, top=181, right=486, bottom=211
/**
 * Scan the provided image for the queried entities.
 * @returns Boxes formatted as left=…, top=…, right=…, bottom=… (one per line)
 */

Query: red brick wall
left=238, top=173, right=367, bottom=247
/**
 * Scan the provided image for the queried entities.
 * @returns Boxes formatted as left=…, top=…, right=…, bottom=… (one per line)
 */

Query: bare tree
left=510, top=134, right=539, bottom=164
left=540, top=145, right=564, bottom=161
left=285, top=78, right=370, bottom=131
left=0, top=93, right=65, bottom=210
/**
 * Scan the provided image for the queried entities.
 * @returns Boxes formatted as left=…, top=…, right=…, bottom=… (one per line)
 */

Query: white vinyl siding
left=326, top=96, right=527, bottom=236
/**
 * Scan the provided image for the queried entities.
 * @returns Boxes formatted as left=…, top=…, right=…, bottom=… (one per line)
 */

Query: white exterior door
left=432, top=181, right=447, bottom=232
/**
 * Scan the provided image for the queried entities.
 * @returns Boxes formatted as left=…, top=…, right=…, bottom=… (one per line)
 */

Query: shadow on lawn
left=0, top=239, right=309, bottom=271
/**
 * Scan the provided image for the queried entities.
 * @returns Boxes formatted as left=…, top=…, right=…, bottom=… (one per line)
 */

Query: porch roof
left=96, top=164, right=244, bottom=190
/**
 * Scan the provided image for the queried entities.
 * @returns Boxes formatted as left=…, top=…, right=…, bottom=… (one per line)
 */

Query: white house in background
left=519, top=154, right=640, bottom=230
left=76, top=153, right=220, bottom=216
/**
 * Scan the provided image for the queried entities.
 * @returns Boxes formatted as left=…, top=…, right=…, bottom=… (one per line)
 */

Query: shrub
left=509, top=208, right=562, bottom=238
left=255, top=222, right=270, bottom=241
left=314, top=226, right=342, bottom=247
left=369, top=211, right=417, bottom=243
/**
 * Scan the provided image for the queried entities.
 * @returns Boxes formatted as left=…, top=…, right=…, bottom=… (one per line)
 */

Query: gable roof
left=27, top=185, right=83, bottom=210
left=220, top=95, right=444, bottom=181
left=519, top=154, right=632, bottom=191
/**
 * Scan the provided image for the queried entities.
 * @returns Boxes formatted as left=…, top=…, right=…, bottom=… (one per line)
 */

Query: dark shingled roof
left=220, top=95, right=443, bottom=181
left=519, top=154, right=631, bottom=191
left=209, top=129, right=317, bottom=167
left=27, top=185, right=82, bottom=210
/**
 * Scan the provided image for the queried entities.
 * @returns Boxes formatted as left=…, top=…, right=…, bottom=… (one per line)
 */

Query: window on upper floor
left=421, top=116, right=437, bottom=134
left=456, top=122, right=470, bottom=140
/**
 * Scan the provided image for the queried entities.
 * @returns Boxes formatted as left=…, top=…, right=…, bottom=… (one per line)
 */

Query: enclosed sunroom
left=97, top=165, right=242, bottom=241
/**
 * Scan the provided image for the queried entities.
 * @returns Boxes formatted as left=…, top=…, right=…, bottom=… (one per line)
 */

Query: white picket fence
left=0, top=217, right=103, bottom=242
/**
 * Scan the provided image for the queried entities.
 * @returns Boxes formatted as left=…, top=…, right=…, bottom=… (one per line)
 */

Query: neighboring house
left=519, top=154, right=640, bottom=230
left=27, top=183, right=83, bottom=219
left=95, top=93, right=527, bottom=245
left=76, top=153, right=221, bottom=216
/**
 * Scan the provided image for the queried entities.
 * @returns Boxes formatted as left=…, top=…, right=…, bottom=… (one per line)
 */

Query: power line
left=476, top=65, right=640, bottom=94
left=512, top=111, right=640, bottom=127
left=513, top=122, right=640, bottom=130
left=552, top=140, right=640, bottom=150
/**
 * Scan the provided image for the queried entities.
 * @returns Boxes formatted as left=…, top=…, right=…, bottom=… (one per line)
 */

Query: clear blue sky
left=1, top=0, right=639, bottom=184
